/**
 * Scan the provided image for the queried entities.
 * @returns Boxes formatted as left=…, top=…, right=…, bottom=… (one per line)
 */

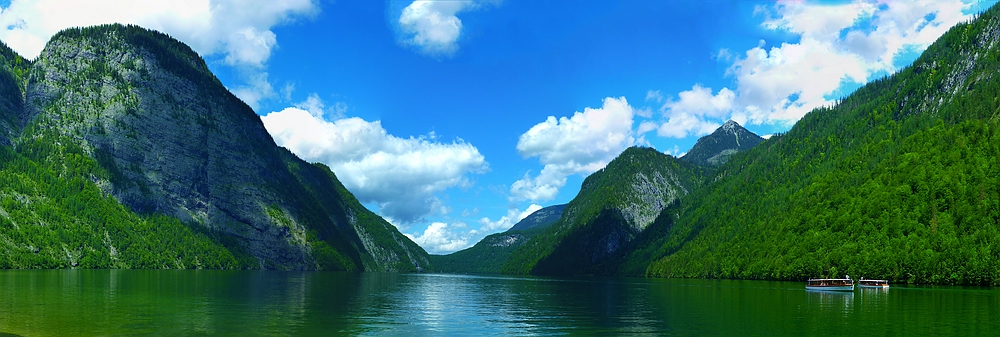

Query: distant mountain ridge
left=429, top=204, right=565, bottom=274
left=508, top=204, right=565, bottom=232
left=682, top=120, right=763, bottom=167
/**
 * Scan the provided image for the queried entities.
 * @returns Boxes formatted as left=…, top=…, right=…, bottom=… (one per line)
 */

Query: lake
left=0, top=270, right=996, bottom=336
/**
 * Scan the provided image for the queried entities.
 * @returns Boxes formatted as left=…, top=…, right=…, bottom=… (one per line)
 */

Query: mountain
left=0, top=24, right=428, bottom=271
left=501, top=147, right=707, bottom=276
left=631, top=6, right=1000, bottom=285
left=429, top=204, right=565, bottom=274
left=508, top=204, right=566, bottom=232
left=681, top=120, right=764, bottom=167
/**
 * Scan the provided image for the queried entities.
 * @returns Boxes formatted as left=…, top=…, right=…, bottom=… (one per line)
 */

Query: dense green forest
left=631, top=8, right=1000, bottom=285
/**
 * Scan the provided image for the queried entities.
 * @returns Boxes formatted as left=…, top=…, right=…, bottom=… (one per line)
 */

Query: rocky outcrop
left=682, top=120, right=764, bottom=167
left=0, top=41, right=29, bottom=146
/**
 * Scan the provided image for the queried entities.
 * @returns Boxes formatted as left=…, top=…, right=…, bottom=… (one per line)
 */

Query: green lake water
left=0, top=270, right=996, bottom=336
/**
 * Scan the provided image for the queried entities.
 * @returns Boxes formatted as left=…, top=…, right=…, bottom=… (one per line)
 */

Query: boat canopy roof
left=807, top=278, right=852, bottom=281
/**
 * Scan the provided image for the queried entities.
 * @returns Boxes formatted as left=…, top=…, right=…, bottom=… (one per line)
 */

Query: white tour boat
left=806, top=276, right=855, bottom=291
left=857, top=278, right=889, bottom=289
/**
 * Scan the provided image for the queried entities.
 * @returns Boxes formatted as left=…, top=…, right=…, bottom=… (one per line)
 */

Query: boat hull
left=806, top=285, right=855, bottom=291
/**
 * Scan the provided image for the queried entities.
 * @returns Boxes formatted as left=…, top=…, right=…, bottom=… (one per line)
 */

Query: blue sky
left=0, top=0, right=996, bottom=254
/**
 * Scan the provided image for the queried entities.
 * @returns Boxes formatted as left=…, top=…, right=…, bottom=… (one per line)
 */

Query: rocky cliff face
left=682, top=120, right=764, bottom=167
left=0, top=42, right=29, bottom=146
left=13, top=24, right=428, bottom=271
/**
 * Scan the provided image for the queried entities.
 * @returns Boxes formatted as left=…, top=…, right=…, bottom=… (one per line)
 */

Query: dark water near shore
left=0, top=270, right=996, bottom=336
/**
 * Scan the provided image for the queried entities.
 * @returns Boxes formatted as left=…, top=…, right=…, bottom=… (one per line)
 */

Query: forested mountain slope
left=0, top=24, right=429, bottom=271
left=429, top=204, right=565, bottom=274
left=502, top=147, right=707, bottom=276
left=636, top=7, right=1000, bottom=285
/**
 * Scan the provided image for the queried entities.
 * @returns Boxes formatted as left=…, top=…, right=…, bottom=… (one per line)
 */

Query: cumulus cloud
left=230, top=71, right=277, bottom=111
left=261, top=102, right=487, bottom=224
left=648, top=0, right=978, bottom=136
left=645, top=90, right=665, bottom=103
left=405, top=222, right=476, bottom=254
left=294, top=93, right=346, bottom=119
left=656, top=85, right=733, bottom=138
left=397, top=0, right=496, bottom=56
left=0, top=0, right=315, bottom=64
left=511, top=97, right=636, bottom=202
left=0, top=0, right=317, bottom=110
left=663, top=145, right=685, bottom=158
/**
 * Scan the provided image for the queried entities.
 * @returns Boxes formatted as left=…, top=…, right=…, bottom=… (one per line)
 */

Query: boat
left=858, top=278, right=889, bottom=289
left=806, top=276, right=854, bottom=291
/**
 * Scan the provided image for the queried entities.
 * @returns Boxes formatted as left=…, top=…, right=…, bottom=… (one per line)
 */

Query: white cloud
left=405, top=221, right=475, bottom=254
left=645, top=90, right=665, bottom=103
left=512, top=97, right=636, bottom=202
left=0, top=0, right=318, bottom=110
left=663, top=145, right=684, bottom=158
left=648, top=0, right=977, bottom=136
left=656, top=85, right=733, bottom=138
left=637, top=121, right=658, bottom=134
left=261, top=104, right=488, bottom=224
left=230, top=71, right=276, bottom=111
left=0, top=0, right=316, bottom=64
left=397, top=0, right=496, bottom=56
left=294, top=93, right=346, bottom=119
left=478, top=204, right=542, bottom=233
left=407, top=203, right=541, bottom=254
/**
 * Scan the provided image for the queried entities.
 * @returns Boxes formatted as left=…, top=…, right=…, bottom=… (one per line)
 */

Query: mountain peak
left=508, top=204, right=566, bottom=232
left=682, top=120, right=763, bottom=167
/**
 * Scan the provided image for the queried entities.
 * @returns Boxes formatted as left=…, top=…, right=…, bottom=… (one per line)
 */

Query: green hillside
left=637, top=7, right=1000, bottom=285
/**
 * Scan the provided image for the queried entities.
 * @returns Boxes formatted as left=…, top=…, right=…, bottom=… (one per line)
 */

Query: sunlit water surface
left=0, top=270, right=996, bottom=336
